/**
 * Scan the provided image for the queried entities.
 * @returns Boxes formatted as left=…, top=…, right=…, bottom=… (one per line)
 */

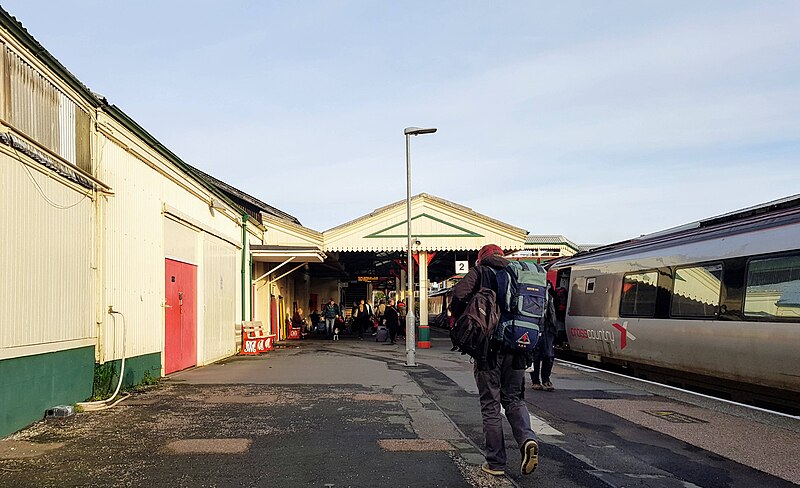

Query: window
left=586, top=277, right=596, bottom=294
left=744, top=255, right=800, bottom=320
left=671, top=264, right=722, bottom=318
left=620, top=271, right=658, bottom=317
left=2, top=47, right=91, bottom=173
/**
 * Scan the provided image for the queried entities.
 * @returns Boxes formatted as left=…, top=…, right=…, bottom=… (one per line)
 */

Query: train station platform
left=2, top=329, right=798, bottom=488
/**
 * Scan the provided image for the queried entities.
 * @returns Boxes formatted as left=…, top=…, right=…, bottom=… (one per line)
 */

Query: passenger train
left=549, top=195, right=800, bottom=410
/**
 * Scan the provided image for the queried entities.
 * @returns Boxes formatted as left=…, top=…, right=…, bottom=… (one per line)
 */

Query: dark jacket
left=322, top=302, right=339, bottom=319
left=383, top=305, right=400, bottom=330
left=450, top=255, right=508, bottom=318
left=451, top=255, right=529, bottom=370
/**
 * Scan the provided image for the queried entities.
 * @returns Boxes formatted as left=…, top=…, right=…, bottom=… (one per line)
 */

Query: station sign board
left=455, top=261, right=469, bottom=274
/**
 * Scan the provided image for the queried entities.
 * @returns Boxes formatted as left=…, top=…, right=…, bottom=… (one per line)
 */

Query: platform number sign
left=456, top=261, right=469, bottom=274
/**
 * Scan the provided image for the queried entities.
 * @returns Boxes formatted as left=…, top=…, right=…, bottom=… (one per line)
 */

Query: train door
left=164, top=259, right=198, bottom=374
left=554, top=267, right=571, bottom=344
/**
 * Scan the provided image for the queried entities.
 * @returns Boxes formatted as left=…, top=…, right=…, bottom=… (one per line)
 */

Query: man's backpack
left=449, top=287, right=500, bottom=360
left=494, top=261, right=548, bottom=352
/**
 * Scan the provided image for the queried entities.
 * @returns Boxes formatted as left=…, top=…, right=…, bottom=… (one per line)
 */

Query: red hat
left=476, top=244, right=504, bottom=265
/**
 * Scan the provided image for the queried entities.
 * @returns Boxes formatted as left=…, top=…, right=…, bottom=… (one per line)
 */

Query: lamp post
left=404, top=126, right=437, bottom=367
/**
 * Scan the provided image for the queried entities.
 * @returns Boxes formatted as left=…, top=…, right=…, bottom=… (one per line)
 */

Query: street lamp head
left=404, top=127, right=437, bottom=136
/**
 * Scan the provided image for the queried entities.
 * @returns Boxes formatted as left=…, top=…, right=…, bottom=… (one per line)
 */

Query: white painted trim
left=164, top=255, right=199, bottom=267
left=0, top=338, right=96, bottom=360
left=162, top=204, right=242, bottom=249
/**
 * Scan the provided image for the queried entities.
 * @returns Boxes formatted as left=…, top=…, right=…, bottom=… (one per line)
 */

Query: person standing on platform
left=530, top=283, right=557, bottom=391
left=382, top=298, right=400, bottom=345
left=374, top=299, right=386, bottom=336
left=450, top=244, right=539, bottom=478
left=309, top=309, right=321, bottom=334
left=322, top=298, right=340, bottom=338
left=396, top=299, right=406, bottom=339
left=354, top=299, right=372, bottom=340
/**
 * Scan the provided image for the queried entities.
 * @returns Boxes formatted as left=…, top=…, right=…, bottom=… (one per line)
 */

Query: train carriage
left=550, top=195, right=800, bottom=409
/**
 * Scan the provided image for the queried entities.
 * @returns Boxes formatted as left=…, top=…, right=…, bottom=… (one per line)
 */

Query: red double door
left=165, top=259, right=197, bottom=374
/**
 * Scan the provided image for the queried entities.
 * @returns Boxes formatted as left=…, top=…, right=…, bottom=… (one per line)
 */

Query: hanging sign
left=455, top=261, right=469, bottom=275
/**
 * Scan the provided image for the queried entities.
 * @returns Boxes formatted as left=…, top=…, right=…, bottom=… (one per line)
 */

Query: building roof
left=326, top=193, right=528, bottom=236
left=525, top=234, right=581, bottom=251
left=190, top=167, right=301, bottom=225
left=323, top=193, right=528, bottom=253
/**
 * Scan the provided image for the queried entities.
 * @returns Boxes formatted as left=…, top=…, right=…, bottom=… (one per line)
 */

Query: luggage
left=316, top=321, right=327, bottom=333
left=376, top=326, right=389, bottom=342
left=449, top=287, right=500, bottom=360
left=494, top=261, right=548, bottom=352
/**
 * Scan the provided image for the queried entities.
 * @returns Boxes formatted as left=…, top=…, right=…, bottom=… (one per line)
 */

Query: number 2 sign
left=455, top=261, right=469, bottom=274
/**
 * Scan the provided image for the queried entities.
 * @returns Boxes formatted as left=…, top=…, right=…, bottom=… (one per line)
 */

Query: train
left=548, top=195, right=800, bottom=410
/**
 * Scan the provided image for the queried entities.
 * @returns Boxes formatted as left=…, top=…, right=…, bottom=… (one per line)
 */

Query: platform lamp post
left=404, top=126, right=437, bottom=367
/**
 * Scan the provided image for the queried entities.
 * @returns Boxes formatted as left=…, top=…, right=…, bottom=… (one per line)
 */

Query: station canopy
left=257, top=193, right=528, bottom=286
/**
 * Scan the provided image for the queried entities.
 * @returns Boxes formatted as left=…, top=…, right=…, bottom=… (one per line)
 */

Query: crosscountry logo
left=611, top=321, right=636, bottom=349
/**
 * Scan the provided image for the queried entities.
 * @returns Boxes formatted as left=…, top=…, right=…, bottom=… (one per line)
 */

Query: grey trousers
left=325, top=317, right=336, bottom=335
left=474, top=350, right=537, bottom=470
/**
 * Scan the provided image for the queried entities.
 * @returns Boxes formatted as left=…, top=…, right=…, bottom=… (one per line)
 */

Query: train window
left=620, top=271, right=658, bottom=317
left=586, top=278, right=596, bottom=294
left=671, top=264, right=723, bottom=318
left=744, top=255, right=800, bottom=320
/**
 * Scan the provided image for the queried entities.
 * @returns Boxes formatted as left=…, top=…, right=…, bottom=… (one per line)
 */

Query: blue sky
left=5, top=1, right=799, bottom=244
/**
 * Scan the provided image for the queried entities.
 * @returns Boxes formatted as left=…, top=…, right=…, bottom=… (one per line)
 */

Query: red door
left=165, top=259, right=197, bottom=374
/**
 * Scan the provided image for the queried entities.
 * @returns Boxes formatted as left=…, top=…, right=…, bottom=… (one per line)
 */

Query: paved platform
left=2, top=329, right=799, bottom=487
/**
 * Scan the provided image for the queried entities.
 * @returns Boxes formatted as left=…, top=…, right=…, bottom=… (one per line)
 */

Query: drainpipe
left=241, top=213, right=248, bottom=322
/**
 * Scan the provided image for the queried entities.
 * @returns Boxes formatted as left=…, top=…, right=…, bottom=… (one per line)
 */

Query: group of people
left=296, top=297, right=406, bottom=344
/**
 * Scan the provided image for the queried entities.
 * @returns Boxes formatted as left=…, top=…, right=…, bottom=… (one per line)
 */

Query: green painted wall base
left=0, top=349, right=163, bottom=438
left=0, top=346, right=94, bottom=438
left=92, top=352, right=162, bottom=398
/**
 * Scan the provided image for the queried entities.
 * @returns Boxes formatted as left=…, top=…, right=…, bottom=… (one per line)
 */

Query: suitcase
left=376, top=326, right=389, bottom=342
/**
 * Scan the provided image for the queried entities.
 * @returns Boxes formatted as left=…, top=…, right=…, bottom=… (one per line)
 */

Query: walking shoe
left=543, top=381, right=555, bottom=392
left=480, top=464, right=505, bottom=477
left=520, top=439, right=539, bottom=475
left=531, top=382, right=543, bottom=391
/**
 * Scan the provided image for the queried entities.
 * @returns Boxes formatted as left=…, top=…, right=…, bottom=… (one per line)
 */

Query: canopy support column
left=418, top=250, right=430, bottom=348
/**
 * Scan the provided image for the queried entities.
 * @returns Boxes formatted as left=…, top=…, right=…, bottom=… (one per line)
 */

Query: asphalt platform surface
left=2, top=328, right=799, bottom=487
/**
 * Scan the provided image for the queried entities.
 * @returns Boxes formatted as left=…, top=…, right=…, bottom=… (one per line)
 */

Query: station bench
left=239, top=321, right=276, bottom=355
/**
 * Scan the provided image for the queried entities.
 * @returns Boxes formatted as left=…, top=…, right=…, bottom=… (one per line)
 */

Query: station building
left=0, top=7, right=535, bottom=437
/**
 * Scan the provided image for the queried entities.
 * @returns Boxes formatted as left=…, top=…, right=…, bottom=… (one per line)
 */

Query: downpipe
left=76, top=308, right=129, bottom=411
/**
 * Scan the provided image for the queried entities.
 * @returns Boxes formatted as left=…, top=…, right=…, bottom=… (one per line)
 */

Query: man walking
left=450, top=244, right=539, bottom=477
left=322, top=298, right=340, bottom=338
left=382, top=298, right=400, bottom=345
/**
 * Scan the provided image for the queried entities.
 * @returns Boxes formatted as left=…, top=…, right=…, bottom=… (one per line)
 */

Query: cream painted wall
left=0, top=151, right=94, bottom=359
left=96, top=121, right=250, bottom=370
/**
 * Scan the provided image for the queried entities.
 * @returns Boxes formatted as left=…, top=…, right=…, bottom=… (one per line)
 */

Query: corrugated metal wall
left=99, top=140, right=165, bottom=362
left=200, top=234, right=237, bottom=364
left=0, top=152, right=93, bottom=350
left=97, top=128, right=247, bottom=367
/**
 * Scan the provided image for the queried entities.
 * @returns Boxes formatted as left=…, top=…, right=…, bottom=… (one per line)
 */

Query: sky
left=4, top=1, right=799, bottom=244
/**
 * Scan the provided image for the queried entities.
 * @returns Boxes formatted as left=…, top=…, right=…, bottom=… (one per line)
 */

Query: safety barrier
left=240, top=321, right=275, bottom=355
